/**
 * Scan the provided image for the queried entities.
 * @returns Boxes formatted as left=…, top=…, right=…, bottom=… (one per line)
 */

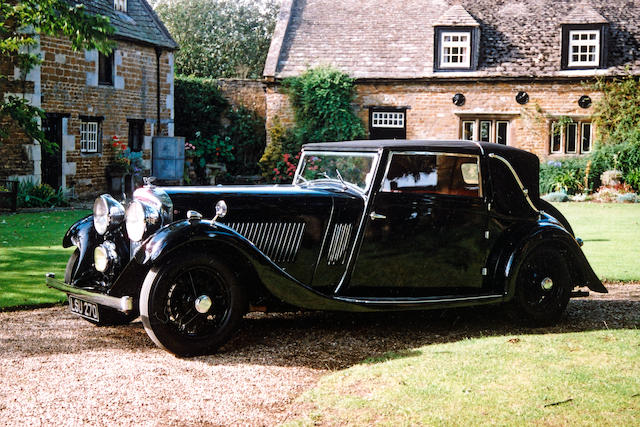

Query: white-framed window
left=114, top=0, right=127, bottom=12
left=550, top=120, right=592, bottom=155
left=80, top=121, right=99, bottom=153
left=568, top=30, right=600, bottom=67
left=440, top=31, right=471, bottom=68
left=371, top=111, right=405, bottom=128
left=461, top=118, right=509, bottom=145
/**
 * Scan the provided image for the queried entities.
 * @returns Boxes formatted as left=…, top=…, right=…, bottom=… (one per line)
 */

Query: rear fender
left=497, top=223, right=606, bottom=297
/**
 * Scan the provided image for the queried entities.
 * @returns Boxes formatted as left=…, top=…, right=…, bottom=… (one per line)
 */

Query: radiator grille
left=327, top=223, right=352, bottom=265
left=225, top=222, right=305, bottom=263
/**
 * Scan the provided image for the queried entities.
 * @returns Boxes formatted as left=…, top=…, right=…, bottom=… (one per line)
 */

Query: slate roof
left=71, top=0, right=177, bottom=50
left=264, top=0, right=640, bottom=79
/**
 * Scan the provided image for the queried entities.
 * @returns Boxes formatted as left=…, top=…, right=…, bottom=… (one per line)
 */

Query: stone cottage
left=0, top=0, right=177, bottom=197
left=264, top=0, right=640, bottom=158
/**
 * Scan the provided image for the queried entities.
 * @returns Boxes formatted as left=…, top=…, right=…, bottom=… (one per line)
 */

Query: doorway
left=41, top=114, right=64, bottom=189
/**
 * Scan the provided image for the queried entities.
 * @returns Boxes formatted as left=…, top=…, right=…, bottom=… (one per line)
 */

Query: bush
left=174, top=75, right=228, bottom=142
left=283, top=66, right=365, bottom=145
left=539, top=157, right=589, bottom=195
left=225, top=106, right=266, bottom=176
left=17, top=181, right=68, bottom=208
left=589, top=141, right=640, bottom=190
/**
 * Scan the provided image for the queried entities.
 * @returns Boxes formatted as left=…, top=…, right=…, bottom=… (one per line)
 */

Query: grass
left=287, top=330, right=640, bottom=426
left=0, top=210, right=90, bottom=309
left=553, top=202, right=640, bottom=282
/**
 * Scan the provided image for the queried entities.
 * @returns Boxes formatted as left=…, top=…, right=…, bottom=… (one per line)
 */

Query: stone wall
left=265, top=79, right=601, bottom=158
left=1, top=35, right=175, bottom=197
left=217, top=79, right=266, bottom=118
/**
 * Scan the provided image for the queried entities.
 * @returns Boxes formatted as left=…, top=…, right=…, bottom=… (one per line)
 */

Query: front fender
left=62, top=215, right=96, bottom=282
left=133, top=219, right=376, bottom=312
left=499, top=223, right=606, bottom=296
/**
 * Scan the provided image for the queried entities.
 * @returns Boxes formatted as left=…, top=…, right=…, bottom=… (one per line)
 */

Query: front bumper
left=45, top=273, right=134, bottom=313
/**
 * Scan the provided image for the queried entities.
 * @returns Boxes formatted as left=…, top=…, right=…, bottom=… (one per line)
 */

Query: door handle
left=369, top=212, right=387, bottom=220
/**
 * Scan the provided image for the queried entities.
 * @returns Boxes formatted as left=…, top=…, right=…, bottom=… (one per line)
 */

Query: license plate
left=69, top=296, right=99, bottom=322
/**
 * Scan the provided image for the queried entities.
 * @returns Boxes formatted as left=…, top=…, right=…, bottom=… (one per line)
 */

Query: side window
left=382, top=153, right=480, bottom=197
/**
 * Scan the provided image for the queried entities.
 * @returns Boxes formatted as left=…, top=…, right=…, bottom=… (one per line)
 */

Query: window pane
left=497, top=121, right=509, bottom=145
left=582, top=123, right=592, bottom=152
left=463, top=121, right=474, bottom=140
left=382, top=154, right=479, bottom=197
left=551, top=123, right=562, bottom=153
left=99, top=53, right=114, bottom=85
left=480, top=121, right=491, bottom=142
left=566, top=123, right=577, bottom=153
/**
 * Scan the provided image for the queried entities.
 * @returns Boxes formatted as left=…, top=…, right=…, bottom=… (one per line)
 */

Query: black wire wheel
left=66, top=248, right=138, bottom=326
left=140, top=253, right=247, bottom=356
left=512, top=246, right=571, bottom=326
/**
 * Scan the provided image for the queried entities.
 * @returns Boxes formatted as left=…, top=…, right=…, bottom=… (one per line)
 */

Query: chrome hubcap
left=541, top=277, right=553, bottom=291
left=194, top=295, right=212, bottom=313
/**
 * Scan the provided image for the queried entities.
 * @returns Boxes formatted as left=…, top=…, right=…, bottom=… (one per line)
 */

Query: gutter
left=155, top=47, right=161, bottom=136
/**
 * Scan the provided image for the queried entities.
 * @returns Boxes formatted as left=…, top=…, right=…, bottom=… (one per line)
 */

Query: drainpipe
left=155, top=47, right=162, bottom=136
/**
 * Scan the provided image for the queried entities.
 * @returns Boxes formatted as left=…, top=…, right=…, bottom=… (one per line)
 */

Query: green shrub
left=539, top=157, right=589, bottom=195
left=283, top=66, right=365, bottom=145
left=174, top=75, right=228, bottom=142
left=589, top=141, right=640, bottom=189
left=17, top=181, right=68, bottom=208
left=225, top=106, right=266, bottom=176
left=624, top=168, right=640, bottom=192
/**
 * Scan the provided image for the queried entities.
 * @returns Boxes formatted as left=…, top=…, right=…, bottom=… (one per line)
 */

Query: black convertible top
left=302, top=139, right=540, bottom=200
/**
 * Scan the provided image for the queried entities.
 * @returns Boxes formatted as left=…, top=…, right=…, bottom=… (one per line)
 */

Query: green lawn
left=554, top=202, right=640, bottom=282
left=287, top=330, right=640, bottom=426
left=0, top=210, right=90, bottom=309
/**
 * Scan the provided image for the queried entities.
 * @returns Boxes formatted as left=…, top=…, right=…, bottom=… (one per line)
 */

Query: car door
left=346, top=151, right=490, bottom=298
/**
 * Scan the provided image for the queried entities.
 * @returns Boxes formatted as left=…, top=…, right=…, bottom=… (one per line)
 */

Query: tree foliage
left=155, top=0, right=278, bottom=79
left=0, top=0, right=114, bottom=150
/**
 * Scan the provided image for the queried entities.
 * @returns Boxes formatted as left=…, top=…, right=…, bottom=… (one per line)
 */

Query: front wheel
left=511, top=246, right=571, bottom=326
left=140, top=253, right=247, bottom=356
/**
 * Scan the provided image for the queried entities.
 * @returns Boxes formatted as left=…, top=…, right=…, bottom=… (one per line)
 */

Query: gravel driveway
left=1, top=284, right=639, bottom=426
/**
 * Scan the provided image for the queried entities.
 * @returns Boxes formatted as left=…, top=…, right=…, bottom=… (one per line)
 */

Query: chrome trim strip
left=487, top=153, right=540, bottom=213
left=470, top=140, right=485, bottom=155
left=335, top=294, right=503, bottom=305
left=45, top=273, right=133, bottom=312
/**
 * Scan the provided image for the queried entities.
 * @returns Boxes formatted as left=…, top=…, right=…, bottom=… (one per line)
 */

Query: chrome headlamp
left=125, top=200, right=161, bottom=242
left=93, top=195, right=125, bottom=235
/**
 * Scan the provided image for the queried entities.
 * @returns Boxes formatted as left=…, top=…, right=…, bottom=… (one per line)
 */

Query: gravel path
left=1, top=284, right=638, bottom=426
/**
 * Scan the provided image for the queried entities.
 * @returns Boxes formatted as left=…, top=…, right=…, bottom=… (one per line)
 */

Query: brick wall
left=1, top=35, right=175, bottom=198
left=265, top=79, right=602, bottom=158
left=218, top=79, right=266, bottom=118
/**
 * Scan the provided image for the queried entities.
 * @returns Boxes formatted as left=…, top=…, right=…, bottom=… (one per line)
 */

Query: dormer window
left=114, top=0, right=127, bottom=13
left=433, top=5, right=480, bottom=72
left=568, top=30, right=600, bottom=67
left=440, top=32, right=471, bottom=68
left=560, top=4, right=608, bottom=70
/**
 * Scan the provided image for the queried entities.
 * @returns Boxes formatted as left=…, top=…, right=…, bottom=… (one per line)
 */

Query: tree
left=154, top=0, right=278, bottom=79
left=0, top=0, right=114, bottom=151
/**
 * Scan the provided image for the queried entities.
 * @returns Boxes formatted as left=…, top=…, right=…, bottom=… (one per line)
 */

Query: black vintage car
left=47, top=140, right=606, bottom=356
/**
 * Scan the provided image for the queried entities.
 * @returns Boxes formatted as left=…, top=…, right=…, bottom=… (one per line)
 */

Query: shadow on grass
left=1, top=294, right=638, bottom=368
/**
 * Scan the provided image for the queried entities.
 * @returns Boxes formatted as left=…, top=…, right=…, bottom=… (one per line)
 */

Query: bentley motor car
left=46, top=140, right=607, bottom=356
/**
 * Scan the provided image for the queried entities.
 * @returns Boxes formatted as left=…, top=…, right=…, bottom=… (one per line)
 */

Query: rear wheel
left=65, top=248, right=138, bottom=326
left=140, top=253, right=247, bottom=357
left=512, top=246, right=571, bottom=326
